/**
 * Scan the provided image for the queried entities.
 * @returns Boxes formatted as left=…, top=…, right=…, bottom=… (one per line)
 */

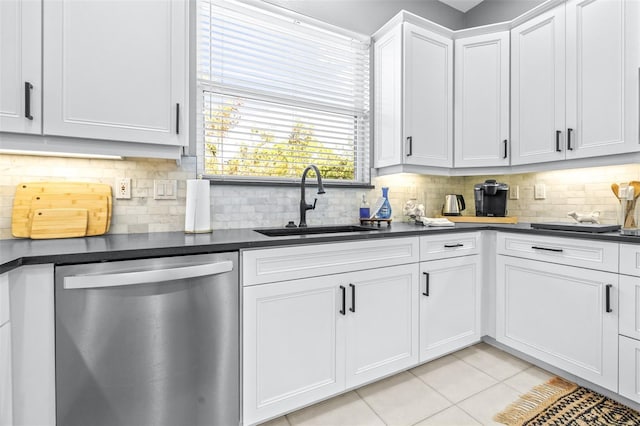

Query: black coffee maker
left=474, top=179, right=509, bottom=217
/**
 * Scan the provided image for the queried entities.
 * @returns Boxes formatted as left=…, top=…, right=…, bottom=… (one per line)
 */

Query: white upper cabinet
left=0, top=0, right=41, bottom=134
left=404, top=23, right=454, bottom=168
left=511, top=5, right=566, bottom=165
left=374, top=17, right=453, bottom=170
left=565, top=0, right=640, bottom=159
left=454, top=31, right=510, bottom=168
left=512, top=0, right=639, bottom=165
left=43, top=0, right=188, bottom=146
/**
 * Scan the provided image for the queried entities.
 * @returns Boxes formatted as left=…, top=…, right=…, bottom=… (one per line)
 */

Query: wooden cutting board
left=442, top=216, right=518, bottom=224
left=12, top=182, right=112, bottom=238
left=29, top=208, right=89, bottom=239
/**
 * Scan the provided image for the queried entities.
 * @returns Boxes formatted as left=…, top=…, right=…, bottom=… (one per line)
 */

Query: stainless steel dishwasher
left=54, top=252, right=240, bottom=426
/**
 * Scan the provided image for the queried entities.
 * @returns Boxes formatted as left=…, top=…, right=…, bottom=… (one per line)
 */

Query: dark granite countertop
left=1, top=222, right=639, bottom=274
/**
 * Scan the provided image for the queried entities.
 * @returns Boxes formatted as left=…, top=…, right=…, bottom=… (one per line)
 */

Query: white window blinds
left=197, top=0, right=371, bottom=183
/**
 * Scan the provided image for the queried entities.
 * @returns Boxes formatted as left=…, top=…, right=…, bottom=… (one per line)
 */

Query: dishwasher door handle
left=64, top=260, right=234, bottom=289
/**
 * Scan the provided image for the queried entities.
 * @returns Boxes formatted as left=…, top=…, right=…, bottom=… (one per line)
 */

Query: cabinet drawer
left=419, top=232, right=480, bottom=261
left=620, top=275, right=640, bottom=340
left=621, top=244, right=640, bottom=277
left=619, top=335, right=640, bottom=404
left=0, top=273, right=8, bottom=327
left=497, top=233, right=618, bottom=272
left=242, top=237, right=419, bottom=286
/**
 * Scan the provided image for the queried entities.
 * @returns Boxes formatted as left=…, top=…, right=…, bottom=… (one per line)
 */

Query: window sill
left=202, top=176, right=374, bottom=189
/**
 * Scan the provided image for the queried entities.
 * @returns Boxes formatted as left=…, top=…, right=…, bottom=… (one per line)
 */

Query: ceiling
left=437, top=0, right=484, bottom=13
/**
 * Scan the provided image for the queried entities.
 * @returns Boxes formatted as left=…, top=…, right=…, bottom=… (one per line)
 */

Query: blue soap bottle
left=376, top=187, right=392, bottom=219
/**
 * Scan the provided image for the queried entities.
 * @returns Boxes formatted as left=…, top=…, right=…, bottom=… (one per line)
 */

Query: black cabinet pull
left=24, top=82, right=33, bottom=120
left=349, top=283, right=355, bottom=313
left=531, top=246, right=563, bottom=253
left=406, top=136, right=412, bottom=157
left=176, top=103, right=180, bottom=134
left=444, top=243, right=463, bottom=248
left=605, top=284, right=612, bottom=313
left=422, top=272, right=429, bottom=296
left=567, top=128, right=573, bottom=150
left=503, top=139, right=508, bottom=159
left=555, top=130, right=562, bottom=152
left=339, top=285, right=346, bottom=315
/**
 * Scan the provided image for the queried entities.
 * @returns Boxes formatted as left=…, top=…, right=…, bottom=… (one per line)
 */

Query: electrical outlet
left=534, top=183, right=546, bottom=200
left=509, top=185, right=520, bottom=200
left=154, top=179, right=177, bottom=200
left=115, top=178, right=131, bottom=199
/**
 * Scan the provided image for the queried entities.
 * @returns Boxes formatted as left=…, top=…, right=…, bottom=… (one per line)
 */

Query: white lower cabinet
left=0, top=272, right=10, bottom=426
left=243, top=264, right=418, bottom=425
left=419, top=255, right=481, bottom=362
left=497, top=256, right=618, bottom=391
left=0, top=324, right=11, bottom=426
left=620, top=335, right=640, bottom=403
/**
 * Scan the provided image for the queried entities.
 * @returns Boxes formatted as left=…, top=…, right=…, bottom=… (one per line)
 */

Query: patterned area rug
left=494, top=377, right=640, bottom=425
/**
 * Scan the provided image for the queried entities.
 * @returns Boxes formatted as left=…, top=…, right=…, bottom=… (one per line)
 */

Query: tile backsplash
left=0, top=153, right=638, bottom=239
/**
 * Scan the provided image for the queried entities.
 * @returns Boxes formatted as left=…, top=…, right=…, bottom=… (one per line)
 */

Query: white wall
left=464, top=0, right=547, bottom=27
left=264, top=0, right=466, bottom=34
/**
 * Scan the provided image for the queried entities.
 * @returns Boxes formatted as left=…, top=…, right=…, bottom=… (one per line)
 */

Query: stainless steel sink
left=255, top=225, right=378, bottom=237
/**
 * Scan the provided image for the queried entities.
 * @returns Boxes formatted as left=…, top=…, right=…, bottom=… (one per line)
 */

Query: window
left=197, top=0, right=371, bottom=184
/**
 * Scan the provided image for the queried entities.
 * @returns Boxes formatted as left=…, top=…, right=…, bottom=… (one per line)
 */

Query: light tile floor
left=259, top=342, right=554, bottom=426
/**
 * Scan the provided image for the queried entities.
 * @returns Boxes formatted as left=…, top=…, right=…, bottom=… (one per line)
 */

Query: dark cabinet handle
left=25, top=82, right=33, bottom=120
left=339, top=285, right=346, bottom=315
left=555, top=130, right=562, bottom=152
left=444, top=243, right=463, bottom=248
left=531, top=246, right=563, bottom=253
left=567, top=128, right=573, bottom=150
left=349, top=283, right=355, bottom=313
left=422, top=272, right=429, bottom=296
left=605, top=284, right=612, bottom=313
left=406, top=136, right=412, bottom=157
left=503, top=139, right=508, bottom=159
left=176, top=103, right=180, bottom=135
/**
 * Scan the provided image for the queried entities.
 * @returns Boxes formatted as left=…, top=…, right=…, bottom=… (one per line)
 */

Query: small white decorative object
left=403, top=199, right=426, bottom=222
left=567, top=211, right=600, bottom=224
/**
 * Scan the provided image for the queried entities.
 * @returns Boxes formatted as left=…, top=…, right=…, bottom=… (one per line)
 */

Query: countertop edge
left=1, top=223, right=639, bottom=274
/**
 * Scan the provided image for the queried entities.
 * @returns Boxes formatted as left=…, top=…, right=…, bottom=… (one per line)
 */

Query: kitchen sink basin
left=254, top=225, right=378, bottom=237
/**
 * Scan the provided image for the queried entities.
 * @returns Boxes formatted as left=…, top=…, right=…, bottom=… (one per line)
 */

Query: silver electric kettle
left=443, top=194, right=465, bottom=216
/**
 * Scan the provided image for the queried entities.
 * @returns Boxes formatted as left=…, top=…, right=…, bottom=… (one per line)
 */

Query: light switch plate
left=154, top=179, right=177, bottom=200
left=534, top=183, right=546, bottom=200
left=509, top=185, right=519, bottom=200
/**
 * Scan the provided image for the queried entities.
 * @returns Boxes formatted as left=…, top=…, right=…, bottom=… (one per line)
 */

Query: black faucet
left=299, top=164, right=326, bottom=227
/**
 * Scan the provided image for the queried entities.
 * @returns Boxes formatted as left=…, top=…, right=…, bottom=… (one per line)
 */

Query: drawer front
left=620, top=275, right=640, bottom=340
left=0, top=273, right=8, bottom=327
left=619, top=335, right=640, bottom=404
left=497, top=233, right=618, bottom=272
left=419, top=232, right=480, bottom=261
left=242, top=237, right=419, bottom=286
left=621, top=244, right=640, bottom=277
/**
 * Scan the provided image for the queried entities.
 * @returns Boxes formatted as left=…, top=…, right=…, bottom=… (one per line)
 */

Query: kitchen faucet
left=299, top=164, right=326, bottom=227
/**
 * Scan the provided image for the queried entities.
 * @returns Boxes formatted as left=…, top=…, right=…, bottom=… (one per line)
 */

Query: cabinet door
left=344, top=264, right=419, bottom=388
left=511, top=6, right=566, bottom=165
left=373, top=24, right=403, bottom=168
left=620, top=275, right=640, bottom=341
left=619, top=335, right=640, bottom=404
left=404, top=23, right=453, bottom=167
left=454, top=32, right=510, bottom=168
left=497, top=256, right=618, bottom=391
left=243, top=277, right=346, bottom=425
left=565, top=0, right=640, bottom=158
left=419, top=256, right=481, bottom=362
left=0, top=0, right=41, bottom=134
left=43, top=0, right=187, bottom=146
left=0, top=325, right=12, bottom=426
